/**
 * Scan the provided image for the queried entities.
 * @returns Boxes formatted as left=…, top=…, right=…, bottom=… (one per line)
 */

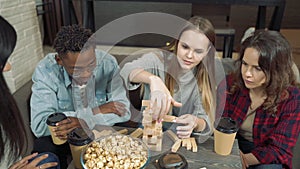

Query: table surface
left=88, top=126, right=242, bottom=169
left=67, top=126, right=242, bottom=169
left=146, top=137, right=241, bottom=169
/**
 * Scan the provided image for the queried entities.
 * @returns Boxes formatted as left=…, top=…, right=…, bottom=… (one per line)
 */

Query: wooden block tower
left=142, top=100, right=162, bottom=151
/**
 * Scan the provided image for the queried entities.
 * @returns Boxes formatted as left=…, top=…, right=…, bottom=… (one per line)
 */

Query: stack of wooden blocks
left=141, top=101, right=163, bottom=151
left=140, top=100, right=198, bottom=153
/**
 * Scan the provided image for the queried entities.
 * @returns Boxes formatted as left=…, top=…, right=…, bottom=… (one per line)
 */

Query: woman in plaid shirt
left=220, top=30, right=300, bottom=169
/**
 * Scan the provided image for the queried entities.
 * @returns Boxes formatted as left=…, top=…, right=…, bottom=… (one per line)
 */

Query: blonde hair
left=165, top=16, right=216, bottom=126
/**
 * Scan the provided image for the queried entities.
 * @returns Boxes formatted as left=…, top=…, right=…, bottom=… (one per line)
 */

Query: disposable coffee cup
left=214, top=117, right=238, bottom=156
left=68, top=128, right=94, bottom=169
left=46, top=112, right=67, bottom=145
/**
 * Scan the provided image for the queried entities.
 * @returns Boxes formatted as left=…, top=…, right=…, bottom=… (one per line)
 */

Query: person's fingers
left=21, top=153, right=39, bottom=161
left=38, top=162, right=58, bottom=169
left=54, top=125, right=70, bottom=136
left=55, top=117, right=72, bottom=126
left=158, top=99, right=168, bottom=122
left=117, top=108, right=127, bottom=116
left=171, top=99, right=182, bottom=107
left=113, top=102, right=127, bottom=116
left=150, top=98, right=160, bottom=120
left=10, top=153, right=37, bottom=169
left=175, top=114, right=189, bottom=124
left=14, top=161, right=28, bottom=169
left=54, top=123, right=70, bottom=132
left=29, top=154, right=49, bottom=167
left=55, top=129, right=69, bottom=140
left=176, top=130, right=192, bottom=138
left=239, top=150, right=247, bottom=169
left=101, top=102, right=126, bottom=116
left=113, top=102, right=125, bottom=107
left=175, top=115, right=195, bottom=138
left=176, top=124, right=192, bottom=131
left=165, top=97, right=172, bottom=114
left=57, top=117, right=81, bottom=130
left=9, top=156, right=30, bottom=169
left=155, top=97, right=163, bottom=118
left=56, top=126, right=77, bottom=139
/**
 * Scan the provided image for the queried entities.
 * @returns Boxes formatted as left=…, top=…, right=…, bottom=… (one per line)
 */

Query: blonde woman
left=121, top=16, right=219, bottom=142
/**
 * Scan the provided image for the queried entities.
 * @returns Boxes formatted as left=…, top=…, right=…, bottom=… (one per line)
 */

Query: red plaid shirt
left=218, top=75, right=300, bottom=169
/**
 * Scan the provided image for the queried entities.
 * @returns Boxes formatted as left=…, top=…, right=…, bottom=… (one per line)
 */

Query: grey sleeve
left=120, top=52, right=164, bottom=90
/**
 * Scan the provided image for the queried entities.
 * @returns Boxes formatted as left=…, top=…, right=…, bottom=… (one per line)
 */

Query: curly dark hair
left=230, top=30, right=296, bottom=113
left=53, top=25, right=93, bottom=57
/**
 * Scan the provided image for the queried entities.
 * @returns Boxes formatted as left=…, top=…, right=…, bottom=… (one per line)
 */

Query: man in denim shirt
left=30, top=25, right=130, bottom=168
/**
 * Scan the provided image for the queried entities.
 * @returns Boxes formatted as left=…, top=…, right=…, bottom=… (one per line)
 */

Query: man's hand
left=54, top=117, right=88, bottom=140
left=93, top=101, right=127, bottom=116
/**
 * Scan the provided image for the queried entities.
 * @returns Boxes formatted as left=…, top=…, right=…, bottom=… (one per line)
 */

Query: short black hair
left=53, top=25, right=93, bottom=57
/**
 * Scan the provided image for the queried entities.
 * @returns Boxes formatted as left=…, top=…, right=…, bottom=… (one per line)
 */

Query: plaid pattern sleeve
left=251, top=87, right=300, bottom=169
left=221, top=75, right=300, bottom=169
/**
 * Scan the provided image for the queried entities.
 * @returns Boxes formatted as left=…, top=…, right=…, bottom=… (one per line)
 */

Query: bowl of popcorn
left=81, top=134, right=149, bottom=169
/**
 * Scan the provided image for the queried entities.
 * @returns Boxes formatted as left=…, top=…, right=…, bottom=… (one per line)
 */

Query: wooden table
left=145, top=133, right=241, bottom=169
left=88, top=126, right=242, bottom=169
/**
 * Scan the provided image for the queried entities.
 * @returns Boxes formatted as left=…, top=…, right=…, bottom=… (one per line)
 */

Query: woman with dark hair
left=0, top=15, right=59, bottom=169
left=220, top=30, right=300, bottom=169
left=120, top=16, right=221, bottom=142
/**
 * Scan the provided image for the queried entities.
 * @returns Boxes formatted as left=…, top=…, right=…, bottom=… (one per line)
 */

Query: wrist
left=193, top=117, right=206, bottom=132
left=244, top=153, right=260, bottom=166
left=149, top=75, right=160, bottom=83
left=92, top=106, right=101, bottom=115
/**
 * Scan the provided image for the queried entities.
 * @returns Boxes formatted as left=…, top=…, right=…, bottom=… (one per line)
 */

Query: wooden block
left=190, top=137, right=198, bottom=152
left=162, top=115, right=177, bottom=122
left=117, top=128, right=128, bottom=135
left=130, top=128, right=143, bottom=138
left=171, top=139, right=182, bottom=152
left=143, top=129, right=153, bottom=135
left=186, top=138, right=192, bottom=150
left=148, top=143, right=162, bottom=151
left=142, top=118, right=152, bottom=125
left=166, top=130, right=179, bottom=142
left=144, top=137, right=162, bottom=151
left=156, top=138, right=162, bottom=151
left=92, top=129, right=113, bottom=139
left=155, top=130, right=163, bottom=138
left=182, top=138, right=188, bottom=147
left=142, top=100, right=150, bottom=107
left=142, top=110, right=153, bottom=124
left=148, top=136, right=157, bottom=144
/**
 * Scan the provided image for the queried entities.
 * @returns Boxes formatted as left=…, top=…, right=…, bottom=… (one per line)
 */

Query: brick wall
left=0, top=0, right=43, bottom=93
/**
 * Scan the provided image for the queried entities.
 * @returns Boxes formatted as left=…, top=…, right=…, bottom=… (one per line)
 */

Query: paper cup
left=214, top=117, right=238, bottom=156
left=68, top=128, right=94, bottom=169
left=46, top=112, right=67, bottom=145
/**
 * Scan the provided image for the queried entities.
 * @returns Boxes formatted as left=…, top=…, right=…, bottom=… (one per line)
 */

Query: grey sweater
left=120, top=50, right=217, bottom=143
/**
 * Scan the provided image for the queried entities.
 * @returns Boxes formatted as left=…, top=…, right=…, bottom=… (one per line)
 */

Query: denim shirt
left=30, top=49, right=130, bottom=137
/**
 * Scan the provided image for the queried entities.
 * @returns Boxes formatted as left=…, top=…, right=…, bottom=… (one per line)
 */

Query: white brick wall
left=0, top=0, right=43, bottom=93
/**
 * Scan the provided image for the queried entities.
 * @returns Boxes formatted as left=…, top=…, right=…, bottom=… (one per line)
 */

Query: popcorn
left=83, top=134, right=148, bottom=169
